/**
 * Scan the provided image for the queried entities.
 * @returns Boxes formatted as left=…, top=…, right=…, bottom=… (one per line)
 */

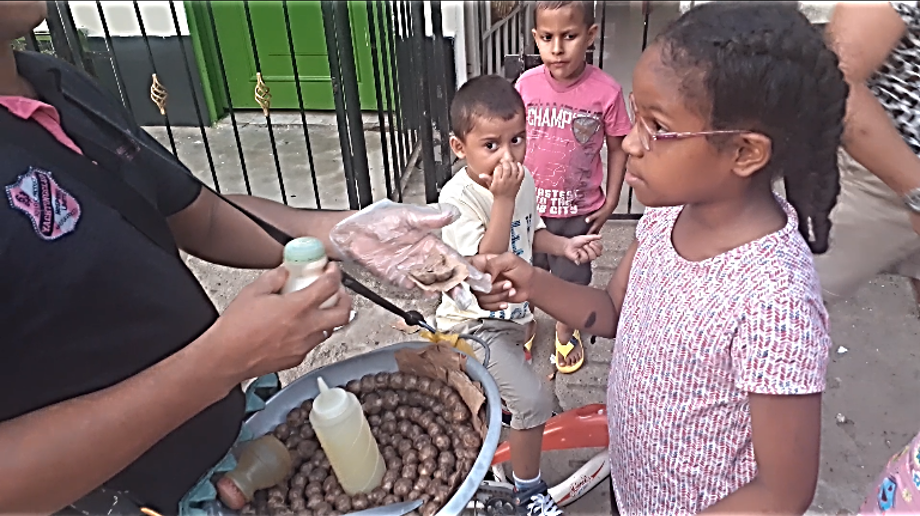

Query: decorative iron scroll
left=150, top=73, right=167, bottom=115
left=255, top=72, right=272, bottom=117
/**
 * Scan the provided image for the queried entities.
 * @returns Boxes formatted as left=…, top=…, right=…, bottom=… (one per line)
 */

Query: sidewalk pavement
left=187, top=220, right=920, bottom=515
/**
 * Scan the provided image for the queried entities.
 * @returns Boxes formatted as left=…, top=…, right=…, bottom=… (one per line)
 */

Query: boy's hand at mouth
left=481, top=160, right=524, bottom=201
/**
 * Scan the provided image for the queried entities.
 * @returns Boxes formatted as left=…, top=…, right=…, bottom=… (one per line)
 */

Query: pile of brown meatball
left=240, top=372, right=483, bottom=516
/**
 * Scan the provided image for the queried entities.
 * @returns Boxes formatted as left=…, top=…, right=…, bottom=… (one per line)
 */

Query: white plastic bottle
left=309, top=377, right=386, bottom=495
left=280, top=237, right=338, bottom=309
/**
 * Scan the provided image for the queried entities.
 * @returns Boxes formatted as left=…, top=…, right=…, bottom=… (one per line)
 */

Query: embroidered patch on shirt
left=6, top=167, right=81, bottom=240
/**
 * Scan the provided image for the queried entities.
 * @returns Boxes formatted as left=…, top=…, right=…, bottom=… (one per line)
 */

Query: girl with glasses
left=469, top=2, right=846, bottom=514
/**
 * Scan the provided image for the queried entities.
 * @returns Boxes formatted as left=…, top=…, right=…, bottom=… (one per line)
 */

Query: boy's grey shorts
left=450, top=318, right=554, bottom=431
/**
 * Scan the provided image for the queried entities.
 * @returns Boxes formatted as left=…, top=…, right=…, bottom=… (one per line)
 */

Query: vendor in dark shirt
left=0, top=3, right=459, bottom=513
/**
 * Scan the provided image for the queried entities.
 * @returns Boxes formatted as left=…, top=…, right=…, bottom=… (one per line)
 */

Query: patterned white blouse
left=607, top=198, right=832, bottom=514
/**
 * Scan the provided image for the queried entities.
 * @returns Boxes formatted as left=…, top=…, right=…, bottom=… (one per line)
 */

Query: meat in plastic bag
left=329, top=200, right=493, bottom=306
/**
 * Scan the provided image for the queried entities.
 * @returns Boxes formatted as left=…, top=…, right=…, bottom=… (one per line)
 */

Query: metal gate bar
left=377, top=0, right=406, bottom=200
left=203, top=0, right=253, bottom=196
left=334, top=0, right=374, bottom=208
left=243, top=0, right=288, bottom=204
left=94, top=0, right=132, bottom=114
left=168, top=1, right=220, bottom=193
left=27, top=0, right=456, bottom=210
left=365, top=0, right=394, bottom=201
left=409, top=1, right=439, bottom=204
left=281, top=0, right=322, bottom=208
left=205, top=0, right=252, bottom=195
left=429, top=0, right=453, bottom=189
left=131, top=1, right=178, bottom=157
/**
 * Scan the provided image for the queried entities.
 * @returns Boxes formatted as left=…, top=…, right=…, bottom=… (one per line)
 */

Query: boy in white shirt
left=436, top=75, right=603, bottom=514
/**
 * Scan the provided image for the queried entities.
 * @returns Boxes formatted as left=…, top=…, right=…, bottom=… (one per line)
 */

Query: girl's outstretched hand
left=468, top=252, right=535, bottom=310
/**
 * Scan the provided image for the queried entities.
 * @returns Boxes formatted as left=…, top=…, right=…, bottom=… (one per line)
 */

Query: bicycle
left=466, top=403, right=614, bottom=514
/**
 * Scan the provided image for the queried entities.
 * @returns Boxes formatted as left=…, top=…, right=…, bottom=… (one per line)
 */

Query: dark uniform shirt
left=0, top=50, right=244, bottom=512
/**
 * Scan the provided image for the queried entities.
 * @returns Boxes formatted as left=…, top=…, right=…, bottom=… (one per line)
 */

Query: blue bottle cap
left=283, top=237, right=327, bottom=264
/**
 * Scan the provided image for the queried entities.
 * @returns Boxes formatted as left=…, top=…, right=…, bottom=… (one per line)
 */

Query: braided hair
left=655, top=2, right=848, bottom=254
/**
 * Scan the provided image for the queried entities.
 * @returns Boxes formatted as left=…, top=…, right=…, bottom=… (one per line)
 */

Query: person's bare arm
left=478, top=197, right=516, bottom=255
left=0, top=265, right=351, bottom=514
left=828, top=3, right=919, bottom=196
left=532, top=227, right=567, bottom=256
left=700, top=393, right=822, bottom=514
left=521, top=238, right=634, bottom=336
left=475, top=238, right=636, bottom=337
left=0, top=338, right=229, bottom=514
left=167, top=189, right=353, bottom=269
left=586, top=136, right=628, bottom=234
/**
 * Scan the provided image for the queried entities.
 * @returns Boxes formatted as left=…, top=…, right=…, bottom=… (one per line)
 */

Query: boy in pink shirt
left=515, top=0, right=631, bottom=372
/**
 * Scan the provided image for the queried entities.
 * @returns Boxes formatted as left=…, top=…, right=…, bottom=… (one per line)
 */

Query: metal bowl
left=241, top=342, right=501, bottom=516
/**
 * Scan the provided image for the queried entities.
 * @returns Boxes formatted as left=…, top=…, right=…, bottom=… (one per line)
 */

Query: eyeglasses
left=628, top=93, right=749, bottom=152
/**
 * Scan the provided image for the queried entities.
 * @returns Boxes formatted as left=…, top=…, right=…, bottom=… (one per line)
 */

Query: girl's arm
left=704, top=286, right=829, bottom=514
left=471, top=238, right=637, bottom=338
left=700, top=393, right=822, bottom=514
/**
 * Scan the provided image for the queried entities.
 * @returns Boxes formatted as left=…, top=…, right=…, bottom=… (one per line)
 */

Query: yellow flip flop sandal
left=555, top=330, right=585, bottom=374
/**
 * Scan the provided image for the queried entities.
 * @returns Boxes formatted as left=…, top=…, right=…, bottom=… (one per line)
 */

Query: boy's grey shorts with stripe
left=450, top=318, right=554, bottom=431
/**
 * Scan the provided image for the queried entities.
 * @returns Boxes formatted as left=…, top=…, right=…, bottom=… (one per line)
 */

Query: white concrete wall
left=400, top=1, right=468, bottom=85
left=37, top=1, right=189, bottom=37
left=40, top=1, right=465, bottom=88
left=679, top=1, right=836, bottom=23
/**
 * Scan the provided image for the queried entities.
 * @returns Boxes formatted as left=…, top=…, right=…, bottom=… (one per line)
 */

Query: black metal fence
left=23, top=0, right=456, bottom=210
left=23, top=1, right=675, bottom=221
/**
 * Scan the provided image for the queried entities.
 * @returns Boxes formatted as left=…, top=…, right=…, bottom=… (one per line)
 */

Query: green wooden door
left=205, top=1, right=383, bottom=111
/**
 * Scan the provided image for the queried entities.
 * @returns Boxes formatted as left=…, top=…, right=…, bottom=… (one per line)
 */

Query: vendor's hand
left=585, top=203, right=616, bottom=235
left=564, top=234, right=604, bottom=265
left=329, top=200, right=493, bottom=297
left=468, top=253, right=535, bottom=310
left=480, top=160, right=524, bottom=201
left=204, top=263, right=352, bottom=384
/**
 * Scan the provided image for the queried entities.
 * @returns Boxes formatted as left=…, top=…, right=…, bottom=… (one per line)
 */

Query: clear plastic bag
left=329, top=200, right=492, bottom=306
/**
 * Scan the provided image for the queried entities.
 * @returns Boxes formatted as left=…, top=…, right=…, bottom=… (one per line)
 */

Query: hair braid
left=656, top=1, right=848, bottom=254
left=784, top=47, right=847, bottom=254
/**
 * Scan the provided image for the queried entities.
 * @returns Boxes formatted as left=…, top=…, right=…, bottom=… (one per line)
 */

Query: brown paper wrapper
left=397, top=235, right=470, bottom=294
left=394, top=344, right=487, bottom=439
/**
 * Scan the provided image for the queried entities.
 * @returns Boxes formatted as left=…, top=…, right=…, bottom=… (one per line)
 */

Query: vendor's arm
left=0, top=265, right=351, bottom=514
left=168, top=188, right=353, bottom=269
left=828, top=3, right=920, bottom=196
left=700, top=394, right=821, bottom=515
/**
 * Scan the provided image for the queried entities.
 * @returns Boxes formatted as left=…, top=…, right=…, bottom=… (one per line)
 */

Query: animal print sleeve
left=891, top=1, right=920, bottom=31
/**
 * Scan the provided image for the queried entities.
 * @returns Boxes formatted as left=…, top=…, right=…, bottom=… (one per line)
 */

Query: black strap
left=0, top=110, right=178, bottom=255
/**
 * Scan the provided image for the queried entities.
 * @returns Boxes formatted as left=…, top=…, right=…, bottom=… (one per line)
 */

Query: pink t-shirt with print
left=515, top=64, right=632, bottom=218
left=607, top=198, right=831, bottom=515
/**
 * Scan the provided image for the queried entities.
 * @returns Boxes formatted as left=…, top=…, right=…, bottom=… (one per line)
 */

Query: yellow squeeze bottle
left=309, top=376, right=386, bottom=494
